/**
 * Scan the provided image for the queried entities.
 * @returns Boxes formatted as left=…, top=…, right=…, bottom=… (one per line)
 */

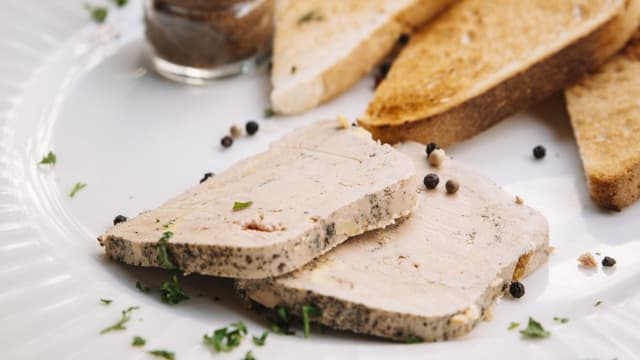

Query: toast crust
left=359, top=0, right=640, bottom=146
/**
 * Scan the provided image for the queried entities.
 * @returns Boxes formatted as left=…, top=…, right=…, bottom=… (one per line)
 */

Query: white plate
left=2, top=1, right=640, bottom=359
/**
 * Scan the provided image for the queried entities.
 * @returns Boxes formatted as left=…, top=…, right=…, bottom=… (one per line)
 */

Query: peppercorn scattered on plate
left=1, top=1, right=640, bottom=359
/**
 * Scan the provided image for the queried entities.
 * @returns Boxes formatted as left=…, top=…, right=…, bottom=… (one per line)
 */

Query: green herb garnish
left=148, top=350, right=175, bottom=360
left=302, top=304, right=322, bottom=338
left=244, top=351, right=256, bottom=360
left=271, top=306, right=295, bottom=335
left=159, top=274, right=189, bottom=305
left=297, top=10, right=324, bottom=25
left=85, top=4, right=108, bottom=23
left=406, top=333, right=424, bottom=343
left=136, top=280, right=151, bottom=293
left=132, top=335, right=146, bottom=347
left=156, top=231, right=177, bottom=270
left=553, top=317, right=569, bottom=324
left=69, top=182, right=87, bottom=198
left=163, top=219, right=176, bottom=229
left=100, top=298, right=112, bottom=305
left=113, top=0, right=128, bottom=7
left=203, top=322, right=248, bottom=353
left=252, top=331, right=268, bottom=346
left=100, top=306, right=140, bottom=334
left=233, top=201, right=253, bottom=212
left=508, top=322, right=520, bottom=330
left=519, top=317, right=550, bottom=339
left=263, top=108, right=276, bottom=118
left=39, top=151, right=57, bottom=165
left=595, top=300, right=603, bottom=307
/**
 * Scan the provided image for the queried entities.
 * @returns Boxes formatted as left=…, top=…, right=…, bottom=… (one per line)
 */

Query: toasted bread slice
left=270, top=0, right=455, bottom=115
left=238, top=142, right=550, bottom=341
left=359, top=0, right=640, bottom=146
left=565, top=31, right=640, bottom=211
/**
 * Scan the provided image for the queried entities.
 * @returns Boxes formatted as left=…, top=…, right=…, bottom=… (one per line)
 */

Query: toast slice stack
left=359, top=0, right=640, bottom=146
left=270, top=0, right=455, bottom=115
left=565, top=31, right=640, bottom=211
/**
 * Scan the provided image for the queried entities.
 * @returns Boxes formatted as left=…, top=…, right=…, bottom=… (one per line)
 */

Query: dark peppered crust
left=360, top=2, right=638, bottom=147
left=98, top=178, right=416, bottom=279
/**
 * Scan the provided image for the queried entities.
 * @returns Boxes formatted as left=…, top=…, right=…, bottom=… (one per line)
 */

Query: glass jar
left=144, top=0, right=274, bottom=84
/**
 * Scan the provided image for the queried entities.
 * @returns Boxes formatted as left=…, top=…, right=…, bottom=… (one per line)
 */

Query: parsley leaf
left=156, top=231, right=177, bottom=270
left=302, top=304, right=322, bottom=338
left=406, top=333, right=424, bottom=343
left=203, top=322, right=248, bottom=353
left=148, top=350, right=175, bottom=360
left=263, top=108, right=276, bottom=118
left=100, top=298, right=112, bottom=305
left=519, top=317, right=550, bottom=339
left=136, top=280, right=151, bottom=293
left=39, top=151, right=57, bottom=165
left=233, top=201, right=253, bottom=211
left=69, top=182, right=87, bottom=198
left=297, top=10, right=324, bottom=25
left=159, top=274, right=189, bottom=305
left=508, top=322, right=520, bottom=330
left=553, top=317, right=569, bottom=324
left=244, top=351, right=256, bottom=360
left=132, top=335, right=146, bottom=347
left=252, top=331, right=268, bottom=346
left=113, top=0, right=128, bottom=7
left=100, top=306, right=140, bottom=334
left=85, top=4, right=108, bottom=23
left=270, top=306, right=295, bottom=335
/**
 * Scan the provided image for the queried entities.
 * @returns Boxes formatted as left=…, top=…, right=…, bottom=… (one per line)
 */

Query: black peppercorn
left=246, top=121, right=259, bottom=135
left=113, top=214, right=128, bottom=225
left=602, top=256, right=616, bottom=267
left=221, top=135, right=233, bottom=148
left=426, top=142, right=439, bottom=156
left=446, top=179, right=459, bottom=194
left=423, top=173, right=439, bottom=189
left=533, top=145, right=546, bottom=159
left=200, top=172, right=214, bottom=183
left=509, top=281, right=525, bottom=298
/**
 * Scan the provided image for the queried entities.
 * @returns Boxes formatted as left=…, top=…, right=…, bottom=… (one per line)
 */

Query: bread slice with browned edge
left=238, top=142, right=550, bottom=342
left=98, top=120, right=417, bottom=279
left=360, top=0, right=640, bottom=146
left=271, top=0, right=456, bottom=115
left=565, top=31, right=640, bottom=211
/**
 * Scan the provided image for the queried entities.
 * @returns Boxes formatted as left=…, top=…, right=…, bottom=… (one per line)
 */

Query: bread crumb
left=515, top=195, right=524, bottom=205
left=578, top=252, right=598, bottom=269
left=429, top=148, right=446, bottom=167
left=337, top=115, right=350, bottom=129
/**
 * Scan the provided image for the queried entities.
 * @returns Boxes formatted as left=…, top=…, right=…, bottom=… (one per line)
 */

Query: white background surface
left=1, top=1, right=639, bottom=359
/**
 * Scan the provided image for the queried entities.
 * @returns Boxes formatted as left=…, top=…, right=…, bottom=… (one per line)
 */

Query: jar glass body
left=144, top=0, right=274, bottom=84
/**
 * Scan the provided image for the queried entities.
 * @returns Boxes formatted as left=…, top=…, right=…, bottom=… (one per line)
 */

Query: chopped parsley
left=113, top=0, right=128, bottom=7
left=271, top=306, right=295, bottom=335
left=297, top=10, right=324, bottom=25
left=302, top=304, right=322, bottom=338
left=595, top=300, right=603, bottom=307
left=100, top=306, right=140, bottom=334
left=156, top=231, right=177, bottom=270
left=233, top=201, right=253, bottom=212
left=252, top=331, right=268, bottom=346
left=406, top=333, right=424, bottom=343
left=553, top=317, right=569, bottom=324
left=203, top=322, right=248, bottom=353
left=69, top=182, right=87, bottom=198
left=85, top=4, right=108, bottom=23
left=39, top=151, right=57, bottom=165
left=163, top=219, right=176, bottom=229
left=132, top=335, right=146, bottom=347
left=159, top=274, right=189, bottom=305
left=136, top=280, right=151, bottom=293
left=508, top=322, right=520, bottom=330
left=244, top=351, right=256, bottom=360
left=519, top=317, right=550, bottom=339
left=148, top=350, right=175, bottom=360
left=263, top=108, right=276, bottom=118
left=100, top=298, right=112, bottom=305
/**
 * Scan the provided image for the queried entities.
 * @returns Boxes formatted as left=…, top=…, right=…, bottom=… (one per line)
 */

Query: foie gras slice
left=238, top=142, right=550, bottom=340
left=98, top=120, right=417, bottom=279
